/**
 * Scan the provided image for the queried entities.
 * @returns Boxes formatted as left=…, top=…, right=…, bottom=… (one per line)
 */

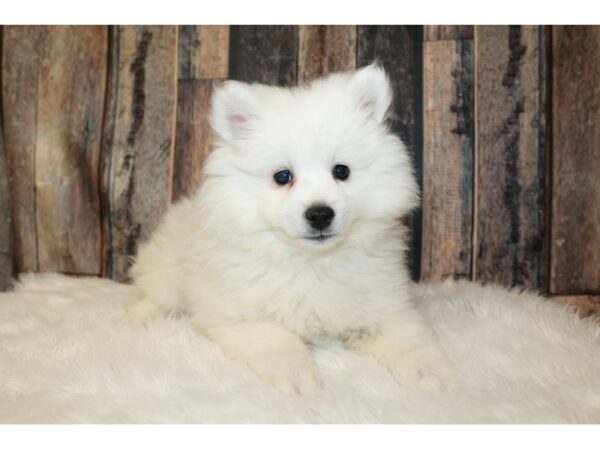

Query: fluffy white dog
left=128, top=64, right=452, bottom=394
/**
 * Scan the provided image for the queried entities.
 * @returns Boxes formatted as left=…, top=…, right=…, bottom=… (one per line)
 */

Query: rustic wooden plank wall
left=551, top=26, right=600, bottom=296
left=357, top=26, right=424, bottom=279
left=474, top=25, right=546, bottom=291
left=229, top=25, right=298, bottom=86
left=2, top=26, right=107, bottom=276
left=0, top=26, right=12, bottom=290
left=173, top=26, right=229, bottom=202
left=298, top=26, right=356, bottom=84
left=1, top=25, right=599, bottom=316
left=102, top=26, right=178, bottom=281
left=421, top=25, right=474, bottom=282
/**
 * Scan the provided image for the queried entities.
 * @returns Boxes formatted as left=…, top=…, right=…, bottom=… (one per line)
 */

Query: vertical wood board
left=103, top=26, right=178, bottom=280
left=550, top=26, right=600, bottom=294
left=172, top=79, right=216, bottom=202
left=178, top=25, right=229, bottom=80
left=298, top=25, right=356, bottom=84
left=422, top=38, right=474, bottom=281
left=357, top=25, right=424, bottom=280
left=2, top=26, right=107, bottom=275
left=474, top=25, right=546, bottom=289
left=229, top=26, right=298, bottom=86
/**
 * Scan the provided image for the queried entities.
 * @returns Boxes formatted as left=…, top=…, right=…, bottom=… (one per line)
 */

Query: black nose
left=304, top=205, right=335, bottom=231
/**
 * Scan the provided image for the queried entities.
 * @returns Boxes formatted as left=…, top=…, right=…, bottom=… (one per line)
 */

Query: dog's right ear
left=209, top=81, right=258, bottom=142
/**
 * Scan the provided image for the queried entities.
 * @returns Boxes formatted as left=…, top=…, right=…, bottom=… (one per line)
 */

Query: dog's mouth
left=304, top=233, right=336, bottom=242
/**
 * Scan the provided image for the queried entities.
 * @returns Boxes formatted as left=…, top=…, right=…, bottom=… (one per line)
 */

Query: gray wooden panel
left=474, top=26, right=546, bottom=290
left=229, top=26, right=298, bottom=86
left=422, top=36, right=474, bottom=281
left=103, top=26, right=178, bottom=280
left=357, top=25, right=424, bottom=280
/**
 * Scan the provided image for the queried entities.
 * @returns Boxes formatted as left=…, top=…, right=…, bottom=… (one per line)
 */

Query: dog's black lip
left=305, top=234, right=335, bottom=242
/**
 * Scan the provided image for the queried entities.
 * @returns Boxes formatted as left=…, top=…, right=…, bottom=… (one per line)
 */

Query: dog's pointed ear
left=210, top=80, right=258, bottom=142
left=349, top=64, right=393, bottom=125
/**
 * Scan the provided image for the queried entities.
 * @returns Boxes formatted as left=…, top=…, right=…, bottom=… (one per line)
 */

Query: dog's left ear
left=349, top=64, right=393, bottom=125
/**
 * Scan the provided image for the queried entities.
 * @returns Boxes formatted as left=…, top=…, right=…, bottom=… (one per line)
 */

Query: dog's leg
left=349, top=307, right=455, bottom=390
left=202, top=321, right=319, bottom=395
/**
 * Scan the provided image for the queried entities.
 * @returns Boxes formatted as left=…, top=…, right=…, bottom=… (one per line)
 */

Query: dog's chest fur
left=183, top=234, right=409, bottom=342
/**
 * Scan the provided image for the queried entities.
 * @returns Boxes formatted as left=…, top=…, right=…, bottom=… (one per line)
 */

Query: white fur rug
left=1, top=273, right=599, bottom=423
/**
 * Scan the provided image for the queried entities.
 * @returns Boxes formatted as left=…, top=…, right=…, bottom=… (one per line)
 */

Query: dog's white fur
left=128, top=65, right=451, bottom=393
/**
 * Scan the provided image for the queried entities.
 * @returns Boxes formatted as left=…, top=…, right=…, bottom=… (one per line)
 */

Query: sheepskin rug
left=1, top=273, right=599, bottom=423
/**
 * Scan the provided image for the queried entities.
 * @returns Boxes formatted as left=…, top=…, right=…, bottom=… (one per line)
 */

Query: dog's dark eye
left=273, top=169, right=293, bottom=185
left=333, top=164, right=350, bottom=181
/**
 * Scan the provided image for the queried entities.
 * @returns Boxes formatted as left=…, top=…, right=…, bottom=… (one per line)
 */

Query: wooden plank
left=552, top=295, right=600, bottom=318
left=298, top=25, right=356, bottom=84
left=102, top=26, right=178, bottom=281
left=357, top=25, right=423, bottom=280
left=178, top=25, right=229, bottom=80
left=0, top=119, right=12, bottom=290
left=421, top=38, right=474, bottom=282
left=229, top=26, right=298, bottom=86
left=474, top=26, right=546, bottom=290
left=0, top=27, right=14, bottom=289
left=172, top=79, right=216, bottom=202
left=2, top=26, right=107, bottom=275
left=424, top=26, right=473, bottom=41
left=550, top=26, right=600, bottom=295
left=2, top=26, right=40, bottom=273
left=173, top=25, right=229, bottom=202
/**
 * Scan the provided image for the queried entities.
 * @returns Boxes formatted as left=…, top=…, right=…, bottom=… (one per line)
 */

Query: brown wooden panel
left=172, top=79, right=216, bottom=202
left=551, top=26, right=600, bottom=295
left=103, top=26, right=178, bottom=280
left=357, top=25, right=423, bottom=280
left=298, top=26, right=356, bottom=84
left=2, top=27, right=40, bottom=273
left=0, top=36, right=14, bottom=289
left=229, top=26, right=298, bottom=86
left=0, top=113, right=13, bottom=290
left=552, top=295, right=600, bottom=318
left=178, top=25, right=229, bottom=80
left=2, top=26, right=106, bottom=275
left=474, top=26, right=546, bottom=290
left=0, top=138, right=11, bottom=290
left=424, top=26, right=473, bottom=41
left=421, top=38, right=473, bottom=282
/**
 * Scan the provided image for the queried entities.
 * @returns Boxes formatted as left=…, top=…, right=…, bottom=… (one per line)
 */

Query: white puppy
left=128, top=64, right=452, bottom=394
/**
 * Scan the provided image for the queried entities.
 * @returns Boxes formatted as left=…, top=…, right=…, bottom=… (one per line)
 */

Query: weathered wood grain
left=474, top=26, right=546, bottom=290
left=2, top=26, right=107, bottom=275
left=2, top=27, right=41, bottom=273
left=229, top=26, right=298, bottom=86
left=552, top=295, right=600, bottom=318
left=421, top=38, right=474, bottom=282
left=178, top=25, right=229, bottom=80
left=298, top=26, right=356, bottom=84
left=550, top=26, right=600, bottom=295
left=172, top=79, right=216, bottom=202
left=424, top=26, right=473, bottom=41
left=0, top=108, right=13, bottom=290
left=0, top=28, right=14, bottom=289
left=357, top=25, right=424, bottom=280
left=102, top=26, right=178, bottom=280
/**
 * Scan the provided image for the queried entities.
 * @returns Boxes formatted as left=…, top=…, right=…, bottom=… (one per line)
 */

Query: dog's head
left=204, top=64, right=418, bottom=252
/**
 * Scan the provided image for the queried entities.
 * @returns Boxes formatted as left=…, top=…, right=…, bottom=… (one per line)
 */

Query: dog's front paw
left=384, top=346, right=457, bottom=392
left=125, top=300, right=161, bottom=328
left=249, top=350, right=320, bottom=396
